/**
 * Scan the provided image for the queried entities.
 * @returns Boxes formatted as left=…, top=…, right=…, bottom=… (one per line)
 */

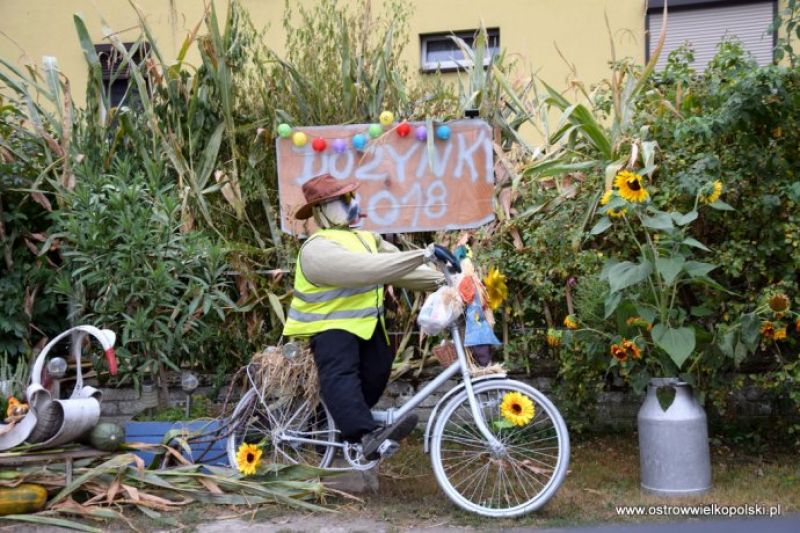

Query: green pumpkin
left=88, top=422, right=126, bottom=452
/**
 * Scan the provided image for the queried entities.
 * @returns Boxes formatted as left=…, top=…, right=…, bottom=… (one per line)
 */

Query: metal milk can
left=638, top=377, right=711, bottom=495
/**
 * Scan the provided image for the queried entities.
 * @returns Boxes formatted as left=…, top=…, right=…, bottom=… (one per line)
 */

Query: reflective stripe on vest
left=293, top=285, right=379, bottom=304
left=287, top=306, right=384, bottom=322
left=282, top=229, right=383, bottom=340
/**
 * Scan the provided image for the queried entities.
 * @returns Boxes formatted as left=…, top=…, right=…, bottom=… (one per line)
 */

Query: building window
left=420, top=28, right=500, bottom=73
left=95, top=43, right=149, bottom=107
left=647, top=0, right=776, bottom=72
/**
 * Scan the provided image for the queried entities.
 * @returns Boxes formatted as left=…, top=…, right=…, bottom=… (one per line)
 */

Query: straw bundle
left=249, top=344, right=320, bottom=409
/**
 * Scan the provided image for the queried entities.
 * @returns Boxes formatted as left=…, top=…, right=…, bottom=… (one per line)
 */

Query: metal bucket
left=638, top=377, right=711, bottom=496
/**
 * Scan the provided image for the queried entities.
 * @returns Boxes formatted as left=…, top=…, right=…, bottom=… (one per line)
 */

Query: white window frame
left=419, top=28, right=500, bottom=73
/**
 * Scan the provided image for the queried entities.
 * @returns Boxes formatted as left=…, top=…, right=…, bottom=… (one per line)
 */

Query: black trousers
left=310, top=324, right=393, bottom=442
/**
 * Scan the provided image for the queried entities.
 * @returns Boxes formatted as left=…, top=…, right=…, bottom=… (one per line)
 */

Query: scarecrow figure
left=454, top=246, right=502, bottom=366
left=283, top=174, right=445, bottom=459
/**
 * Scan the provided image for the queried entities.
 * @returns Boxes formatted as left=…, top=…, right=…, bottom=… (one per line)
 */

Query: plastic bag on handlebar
left=417, top=286, right=464, bottom=336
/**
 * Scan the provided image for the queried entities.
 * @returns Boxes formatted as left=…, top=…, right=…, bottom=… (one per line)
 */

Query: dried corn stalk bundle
left=249, top=344, right=320, bottom=410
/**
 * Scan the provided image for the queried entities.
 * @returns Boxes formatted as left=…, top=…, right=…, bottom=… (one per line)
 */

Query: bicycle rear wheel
left=226, top=388, right=338, bottom=470
left=430, top=379, right=569, bottom=517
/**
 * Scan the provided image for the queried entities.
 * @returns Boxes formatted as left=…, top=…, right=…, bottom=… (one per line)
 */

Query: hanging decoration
left=396, top=121, right=411, bottom=137
left=277, top=123, right=292, bottom=138
left=292, top=131, right=307, bottom=147
left=280, top=120, right=457, bottom=154
left=379, top=111, right=395, bottom=127
left=311, top=137, right=327, bottom=152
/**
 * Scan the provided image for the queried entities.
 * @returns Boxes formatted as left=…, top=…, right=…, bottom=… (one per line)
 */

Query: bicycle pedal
left=377, top=439, right=399, bottom=459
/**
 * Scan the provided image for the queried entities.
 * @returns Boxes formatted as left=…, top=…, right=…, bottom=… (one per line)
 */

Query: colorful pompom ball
left=352, top=134, right=368, bottom=151
left=311, top=137, right=327, bottom=152
left=396, top=121, right=411, bottom=137
left=292, top=131, right=308, bottom=147
left=277, top=123, right=292, bottom=138
left=368, top=123, right=383, bottom=139
left=332, top=139, right=347, bottom=154
left=436, top=124, right=451, bottom=140
left=414, top=125, right=427, bottom=141
left=379, top=111, right=395, bottom=127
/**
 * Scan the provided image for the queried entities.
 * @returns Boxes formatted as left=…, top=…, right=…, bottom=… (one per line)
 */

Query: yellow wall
left=0, top=0, right=646, bottom=105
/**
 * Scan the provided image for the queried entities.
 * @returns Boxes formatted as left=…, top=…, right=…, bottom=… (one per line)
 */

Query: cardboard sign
left=276, top=119, right=495, bottom=235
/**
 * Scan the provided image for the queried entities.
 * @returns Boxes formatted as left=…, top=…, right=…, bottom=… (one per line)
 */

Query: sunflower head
left=500, top=391, right=535, bottom=426
left=483, top=267, right=508, bottom=311
left=546, top=327, right=562, bottom=347
left=622, top=339, right=641, bottom=359
left=236, top=443, right=263, bottom=476
left=774, top=327, right=788, bottom=341
left=614, top=170, right=649, bottom=203
left=700, top=180, right=723, bottom=204
left=768, top=293, right=790, bottom=313
left=563, top=315, right=578, bottom=330
left=600, top=190, right=614, bottom=206
left=796, top=318, right=800, bottom=333
left=760, top=321, right=775, bottom=339
left=610, top=343, right=627, bottom=362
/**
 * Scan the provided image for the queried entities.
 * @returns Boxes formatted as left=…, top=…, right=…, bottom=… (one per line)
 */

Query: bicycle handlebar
left=433, top=244, right=462, bottom=274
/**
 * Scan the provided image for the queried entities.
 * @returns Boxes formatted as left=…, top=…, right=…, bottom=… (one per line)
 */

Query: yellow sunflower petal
left=700, top=180, right=723, bottom=204
left=500, top=391, right=535, bottom=426
left=483, top=267, right=508, bottom=311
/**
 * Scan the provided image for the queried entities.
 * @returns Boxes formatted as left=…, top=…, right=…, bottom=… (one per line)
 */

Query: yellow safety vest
left=282, top=229, right=384, bottom=340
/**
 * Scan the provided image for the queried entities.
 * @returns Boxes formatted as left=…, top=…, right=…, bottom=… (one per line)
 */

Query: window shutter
left=649, top=2, right=775, bottom=72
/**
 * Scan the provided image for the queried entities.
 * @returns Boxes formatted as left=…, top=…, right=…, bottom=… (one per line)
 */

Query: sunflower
left=600, top=189, right=627, bottom=217
left=774, top=327, right=787, bottom=341
left=614, top=170, right=649, bottom=203
left=796, top=318, right=800, bottom=333
left=236, top=443, right=263, bottom=476
left=760, top=321, right=775, bottom=340
left=768, top=293, right=790, bottom=313
left=563, top=315, right=578, bottom=330
left=622, top=339, right=642, bottom=359
left=607, top=206, right=628, bottom=218
left=546, top=328, right=562, bottom=347
left=483, top=267, right=508, bottom=311
left=700, top=180, right=723, bottom=204
left=500, top=391, right=535, bottom=426
left=610, top=343, right=627, bottom=362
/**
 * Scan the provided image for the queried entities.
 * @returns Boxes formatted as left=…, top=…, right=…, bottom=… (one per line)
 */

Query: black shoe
left=361, top=414, right=419, bottom=460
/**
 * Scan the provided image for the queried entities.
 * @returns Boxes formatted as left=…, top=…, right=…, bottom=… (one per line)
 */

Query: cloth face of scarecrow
left=282, top=173, right=442, bottom=457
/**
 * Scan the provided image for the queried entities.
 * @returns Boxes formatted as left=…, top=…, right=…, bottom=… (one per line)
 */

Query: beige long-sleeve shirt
left=299, top=232, right=443, bottom=291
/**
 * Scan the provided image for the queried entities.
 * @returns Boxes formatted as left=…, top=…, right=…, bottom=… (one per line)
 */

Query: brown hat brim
left=294, top=181, right=359, bottom=220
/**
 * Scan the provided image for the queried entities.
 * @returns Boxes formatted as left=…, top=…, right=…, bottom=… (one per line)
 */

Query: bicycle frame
left=371, top=324, right=503, bottom=452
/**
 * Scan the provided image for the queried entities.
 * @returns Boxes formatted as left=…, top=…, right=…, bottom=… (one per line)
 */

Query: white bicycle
left=226, top=247, right=570, bottom=517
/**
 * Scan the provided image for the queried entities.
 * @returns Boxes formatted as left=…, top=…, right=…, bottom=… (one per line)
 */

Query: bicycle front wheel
left=430, top=379, right=570, bottom=517
left=226, top=388, right=338, bottom=470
